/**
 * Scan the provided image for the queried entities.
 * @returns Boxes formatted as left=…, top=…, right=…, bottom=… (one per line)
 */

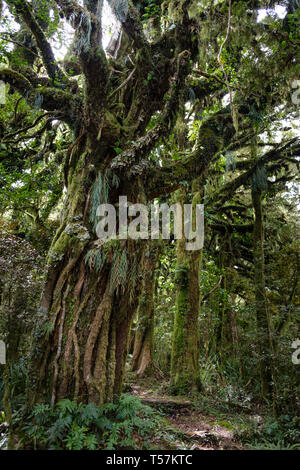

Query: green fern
left=21, top=394, right=162, bottom=450
left=74, top=13, right=92, bottom=54
left=89, top=172, right=104, bottom=231
left=85, top=248, right=107, bottom=272
left=89, top=171, right=119, bottom=232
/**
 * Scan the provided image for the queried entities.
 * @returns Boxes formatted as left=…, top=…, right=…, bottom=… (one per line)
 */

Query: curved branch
left=201, top=276, right=223, bottom=303
left=2, top=112, right=60, bottom=141
left=53, top=0, right=108, bottom=106
left=3, top=118, right=56, bottom=144
left=0, top=33, right=42, bottom=59
left=145, top=110, right=236, bottom=199
left=7, top=0, right=66, bottom=84
left=0, top=68, right=32, bottom=95
left=0, top=69, right=81, bottom=124
left=209, top=139, right=300, bottom=208
left=53, top=0, right=103, bottom=50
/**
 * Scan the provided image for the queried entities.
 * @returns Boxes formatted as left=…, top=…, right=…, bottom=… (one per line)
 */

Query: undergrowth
left=192, top=392, right=300, bottom=450
left=241, top=414, right=300, bottom=450
left=21, top=394, right=163, bottom=450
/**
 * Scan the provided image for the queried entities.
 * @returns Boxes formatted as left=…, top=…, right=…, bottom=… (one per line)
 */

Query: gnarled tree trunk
left=27, top=140, right=147, bottom=406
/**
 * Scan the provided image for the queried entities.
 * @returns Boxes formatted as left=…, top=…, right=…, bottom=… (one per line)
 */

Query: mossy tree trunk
left=25, top=84, right=228, bottom=409
left=170, top=182, right=203, bottom=394
left=27, top=143, right=147, bottom=406
left=29, top=237, right=146, bottom=407
left=131, top=246, right=159, bottom=377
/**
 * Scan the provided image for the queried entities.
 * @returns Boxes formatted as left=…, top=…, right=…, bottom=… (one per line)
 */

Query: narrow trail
left=129, top=383, right=245, bottom=450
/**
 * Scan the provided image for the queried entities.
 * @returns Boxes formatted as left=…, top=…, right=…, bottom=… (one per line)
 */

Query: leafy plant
left=21, top=394, right=162, bottom=450
left=240, top=414, right=300, bottom=450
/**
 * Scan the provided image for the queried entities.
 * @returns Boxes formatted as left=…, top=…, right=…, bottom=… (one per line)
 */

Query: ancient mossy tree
left=170, top=181, right=203, bottom=394
left=0, top=0, right=299, bottom=411
left=0, top=0, right=213, bottom=407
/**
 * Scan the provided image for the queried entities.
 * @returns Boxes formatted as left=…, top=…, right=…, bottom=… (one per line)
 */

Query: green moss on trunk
left=170, top=186, right=202, bottom=395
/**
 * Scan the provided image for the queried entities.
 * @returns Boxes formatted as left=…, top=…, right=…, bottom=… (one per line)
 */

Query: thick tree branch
left=209, top=139, right=300, bottom=208
left=110, top=50, right=191, bottom=173
left=145, top=110, right=236, bottom=199
left=53, top=0, right=108, bottom=110
left=0, top=69, right=81, bottom=124
left=0, top=68, right=32, bottom=95
left=54, top=0, right=104, bottom=50
left=7, top=0, right=66, bottom=83
left=53, top=0, right=99, bottom=30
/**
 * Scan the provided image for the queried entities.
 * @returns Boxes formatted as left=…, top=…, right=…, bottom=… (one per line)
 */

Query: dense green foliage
left=0, top=0, right=299, bottom=452
left=20, top=395, right=162, bottom=450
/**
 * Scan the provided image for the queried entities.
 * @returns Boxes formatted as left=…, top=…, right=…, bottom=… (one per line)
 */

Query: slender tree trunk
left=252, top=187, right=274, bottom=399
left=219, top=234, right=241, bottom=367
left=220, top=238, right=233, bottom=363
left=131, top=246, right=159, bottom=377
left=213, top=234, right=233, bottom=363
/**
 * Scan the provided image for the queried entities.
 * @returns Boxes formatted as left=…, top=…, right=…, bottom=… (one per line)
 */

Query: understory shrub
left=21, top=394, right=161, bottom=450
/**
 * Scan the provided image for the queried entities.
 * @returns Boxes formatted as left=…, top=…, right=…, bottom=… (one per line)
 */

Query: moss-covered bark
left=25, top=137, right=147, bottom=408
left=28, top=229, right=145, bottom=407
left=170, top=183, right=202, bottom=395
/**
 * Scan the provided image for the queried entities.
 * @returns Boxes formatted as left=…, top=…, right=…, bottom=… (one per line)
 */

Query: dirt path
left=130, top=384, right=244, bottom=450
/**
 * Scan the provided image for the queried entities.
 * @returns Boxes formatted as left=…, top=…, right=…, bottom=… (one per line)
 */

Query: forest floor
left=126, top=374, right=266, bottom=450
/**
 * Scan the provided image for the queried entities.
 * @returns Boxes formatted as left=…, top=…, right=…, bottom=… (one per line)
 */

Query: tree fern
left=110, top=247, right=128, bottom=293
